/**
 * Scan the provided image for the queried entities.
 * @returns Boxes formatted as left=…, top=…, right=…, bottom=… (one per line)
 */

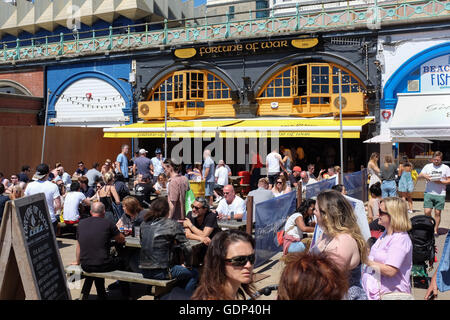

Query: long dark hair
left=191, top=230, right=256, bottom=300
left=143, top=197, right=169, bottom=221
left=296, top=199, right=316, bottom=226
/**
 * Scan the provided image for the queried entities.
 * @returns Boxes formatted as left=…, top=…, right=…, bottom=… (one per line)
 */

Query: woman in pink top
left=310, top=190, right=368, bottom=299
left=361, top=197, right=413, bottom=300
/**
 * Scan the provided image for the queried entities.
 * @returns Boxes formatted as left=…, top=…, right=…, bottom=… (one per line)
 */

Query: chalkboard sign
left=0, top=193, right=71, bottom=300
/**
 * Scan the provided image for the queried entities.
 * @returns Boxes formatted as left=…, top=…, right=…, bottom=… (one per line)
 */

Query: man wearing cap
left=24, top=163, right=61, bottom=235
left=133, top=148, right=152, bottom=177
left=288, top=166, right=302, bottom=188
left=150, top=148, right=165, bottom=184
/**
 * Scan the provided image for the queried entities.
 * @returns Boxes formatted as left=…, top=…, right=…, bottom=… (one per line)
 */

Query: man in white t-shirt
left=216, top=185, right=246, bottom=221
left=215, top=160, right=229, bottom=187
left=53, top=166, right=72, bottom=187
left=418, top=151, right=450, bottom=234
left=63, top=181, right=91, bottom=223
left=24, top=163, right=61, bottom=234
left=213, top=160, right=229, bottom=202
left=266, top=147, right=285, bottom=189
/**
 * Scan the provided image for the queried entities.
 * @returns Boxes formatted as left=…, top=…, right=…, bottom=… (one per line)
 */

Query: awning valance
left=103, top=117, right=374, bottom=138
left=390, top=93, right=450, bottom=140
left=363, top=133, right=433, bottom=144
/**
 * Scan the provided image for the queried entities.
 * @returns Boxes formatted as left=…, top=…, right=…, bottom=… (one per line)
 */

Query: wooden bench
left=65, top=264, right=177, bottom=299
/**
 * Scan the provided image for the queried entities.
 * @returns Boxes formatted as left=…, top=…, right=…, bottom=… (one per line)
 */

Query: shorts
left=267, top=173, right=280, bottom=186
left=205, top=181, right=215, bottom=196
left=424, top=193, right=446, bottom=210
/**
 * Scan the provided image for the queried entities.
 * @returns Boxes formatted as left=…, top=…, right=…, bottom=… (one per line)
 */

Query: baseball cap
left=33, top=163, right=50, bottom=180
left=139, top=148, right=148, bottom=154
left=293, top=166, right=302, bottom=172
left=155, top=148, right=162, bottom=154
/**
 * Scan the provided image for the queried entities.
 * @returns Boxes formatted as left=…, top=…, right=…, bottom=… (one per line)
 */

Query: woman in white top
left=367, top=152, right=381, bottom=188
left=367, top=182, right=382, bottom=223
left=272, top=175, right=291, bottom=197
left=283, top=199, right=316, bottom=254
left=153, top=173, right=168, bottom=196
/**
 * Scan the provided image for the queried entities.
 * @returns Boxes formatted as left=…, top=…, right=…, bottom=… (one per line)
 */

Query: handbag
left=376, top=267, right=415, bottom=300
left=111, top=201, right=124, bottom=223
left=277, top=224, right=296, bottom=247
left=276, top=230, right=285, bottom=246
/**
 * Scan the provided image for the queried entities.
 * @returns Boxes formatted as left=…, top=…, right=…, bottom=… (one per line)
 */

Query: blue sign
left=305, top=176, right=338, bottom=199
left=254, top=191, right=297, bottom=267
left=343, top=169, right=368, bottom=202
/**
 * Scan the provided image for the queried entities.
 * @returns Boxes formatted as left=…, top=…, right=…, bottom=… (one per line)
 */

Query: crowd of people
left=0, top=144, right=449, bottom=301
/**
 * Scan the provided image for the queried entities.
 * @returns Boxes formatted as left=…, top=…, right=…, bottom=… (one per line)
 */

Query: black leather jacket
left=139, top=217, right=192, bottom=269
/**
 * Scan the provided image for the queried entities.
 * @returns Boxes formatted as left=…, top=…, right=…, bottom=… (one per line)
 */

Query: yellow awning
left=103, top=117, right=374, bottom=138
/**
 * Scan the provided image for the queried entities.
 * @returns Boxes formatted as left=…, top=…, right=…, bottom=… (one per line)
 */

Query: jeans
left=381, top=180, right=397, bottom=198
left=142, top=265, right=199, bottom=293
left=437, top=231, right=450, bottom=292
left=287, top=241, right=306, bottom=253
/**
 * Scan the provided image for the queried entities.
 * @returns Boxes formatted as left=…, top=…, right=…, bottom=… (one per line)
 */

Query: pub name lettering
left=198, top=40, right=288, bottom=56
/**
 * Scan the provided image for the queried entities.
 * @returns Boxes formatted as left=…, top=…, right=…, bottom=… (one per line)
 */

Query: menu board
left=13, top=193, right=70, bottom=300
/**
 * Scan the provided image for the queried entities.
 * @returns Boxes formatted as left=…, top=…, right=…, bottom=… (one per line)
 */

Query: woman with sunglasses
left=271, top=174, right=291, bottom=198
left=361, top=197, right=413, bottom=300
left=310, top=190, right=368, bottom=300
left=191, top=230, right=256, bottom=300
left=101, top=159, right=114, bottom=176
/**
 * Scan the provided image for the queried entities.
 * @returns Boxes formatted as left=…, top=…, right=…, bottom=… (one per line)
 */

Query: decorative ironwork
left=0, top=0, right=449, bottom=63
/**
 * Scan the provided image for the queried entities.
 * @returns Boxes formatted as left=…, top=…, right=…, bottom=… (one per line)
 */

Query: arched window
left=257, top=63, right=367, bottom=116
left=140, top=70, right=235, bottom=120
left=0, top=80, right=32, bottom=96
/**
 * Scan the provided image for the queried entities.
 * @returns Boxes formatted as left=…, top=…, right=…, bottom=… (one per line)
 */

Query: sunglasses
left=379, top=209, right=389, bottom=216
left=225, top=254, right=255, bottom=267
left=191, top=205, right=204, bottom=210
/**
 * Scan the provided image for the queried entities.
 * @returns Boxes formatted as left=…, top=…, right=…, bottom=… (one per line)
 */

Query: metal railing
left=0, top=0, right=449, bottom=63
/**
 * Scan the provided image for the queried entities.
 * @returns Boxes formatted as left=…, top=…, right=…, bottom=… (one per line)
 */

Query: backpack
left=408, top=215, right=436, bottom=265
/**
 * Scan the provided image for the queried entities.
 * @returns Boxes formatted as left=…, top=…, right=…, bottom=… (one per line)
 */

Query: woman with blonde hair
left=282, top=149, right=294, bottom=174
left=97, top=171, right=121, bottom=222
left=101, top=159, right=114, bottom=176
left=271, top=174, right=291, bottom=197
left=361, top=197, right=413, bottom=300
left=311, top=189, right=368, bottom=299
left=9, top=184, right=24, bottom=200
left=380, top=155, right=397, bottom=198
left=367, top=152, right=381, bottom=188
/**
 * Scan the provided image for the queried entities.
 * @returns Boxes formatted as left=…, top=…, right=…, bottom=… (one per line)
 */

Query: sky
left=183, top=0, right=207, bottom=7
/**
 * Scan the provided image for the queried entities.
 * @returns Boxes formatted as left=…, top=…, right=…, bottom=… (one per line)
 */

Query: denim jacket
left=139, top=217, right=192, bottom=270
left=437, top=231, right=450, bottom=292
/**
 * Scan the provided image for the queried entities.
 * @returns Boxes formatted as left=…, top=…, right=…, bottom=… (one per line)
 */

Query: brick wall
left=0, top=94, right=42, bottom=125
left=0, top=68, right=44, bottom=97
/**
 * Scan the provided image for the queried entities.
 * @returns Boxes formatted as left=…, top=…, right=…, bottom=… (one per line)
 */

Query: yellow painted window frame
left=148, top=70, right=232, bottom=103
left=258, top=63, right=365, bottom=104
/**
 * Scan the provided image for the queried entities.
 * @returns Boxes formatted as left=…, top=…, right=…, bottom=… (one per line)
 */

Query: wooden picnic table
left=218, top=220, right=247, bottom=230
left=124, top=236, right=201, bottom=249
